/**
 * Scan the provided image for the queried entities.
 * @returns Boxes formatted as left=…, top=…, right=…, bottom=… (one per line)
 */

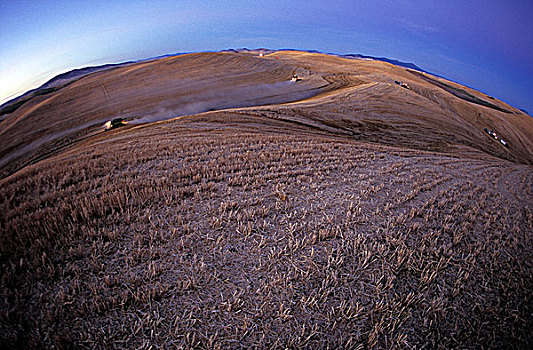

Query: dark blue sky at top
left=1, top=0, right=532, bottom=113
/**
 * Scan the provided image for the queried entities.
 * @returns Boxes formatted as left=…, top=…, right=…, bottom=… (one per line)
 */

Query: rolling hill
left=1, top=50, right=532, bottom=348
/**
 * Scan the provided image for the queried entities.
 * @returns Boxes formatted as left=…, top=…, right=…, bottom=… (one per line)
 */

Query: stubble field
left=1, top=51, right=532, bottom=348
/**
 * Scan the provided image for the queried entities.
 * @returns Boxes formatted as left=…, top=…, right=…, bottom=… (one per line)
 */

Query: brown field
left=1, top=50, right=532, bottom=348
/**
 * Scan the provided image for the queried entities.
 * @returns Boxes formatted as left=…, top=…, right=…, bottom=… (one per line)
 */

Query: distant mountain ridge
left=338, top=53, right=430, bottom=73
left=228, top=48, right=431, bottom=73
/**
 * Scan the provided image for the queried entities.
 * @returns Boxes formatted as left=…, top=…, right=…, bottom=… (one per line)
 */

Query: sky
left=1, top=0, right=532, bottom=113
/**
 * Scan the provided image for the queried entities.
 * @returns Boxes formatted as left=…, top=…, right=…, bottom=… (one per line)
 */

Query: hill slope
left=1, top=50, right=532, bottom=178
left=1, top=50, right=532, bottom=348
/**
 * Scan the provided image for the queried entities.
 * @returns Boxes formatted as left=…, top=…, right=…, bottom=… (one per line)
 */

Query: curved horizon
left=1, top=0, right=532, bottom=113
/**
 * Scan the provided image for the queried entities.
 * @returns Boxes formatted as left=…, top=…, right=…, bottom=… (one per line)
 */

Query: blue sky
left=1, top=0, right=532, bottom=113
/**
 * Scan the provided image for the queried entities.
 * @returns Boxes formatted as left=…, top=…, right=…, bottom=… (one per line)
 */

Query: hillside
left=1, top=50, right=533, bottom=179
left=0, top=62, right=134, bottom=120
left=1, top=50, right=532, bottom=348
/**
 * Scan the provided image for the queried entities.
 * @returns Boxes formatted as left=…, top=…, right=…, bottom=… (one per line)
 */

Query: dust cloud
left=129, top=80, right=318, bottom=125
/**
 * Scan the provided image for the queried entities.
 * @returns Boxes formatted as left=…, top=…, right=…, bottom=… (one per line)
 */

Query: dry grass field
left=1, top=50, right=532, bottom=348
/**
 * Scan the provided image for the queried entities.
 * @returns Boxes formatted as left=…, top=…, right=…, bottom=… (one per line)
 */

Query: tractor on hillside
left=395, top=80, right=410, bottom=89
left=484, top=128, right=509, bottom=148
left=103, top=118, right=127, bottom=131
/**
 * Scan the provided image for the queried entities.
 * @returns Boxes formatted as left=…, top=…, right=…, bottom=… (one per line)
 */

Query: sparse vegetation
left=1, top=113, right=532, bottom=348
